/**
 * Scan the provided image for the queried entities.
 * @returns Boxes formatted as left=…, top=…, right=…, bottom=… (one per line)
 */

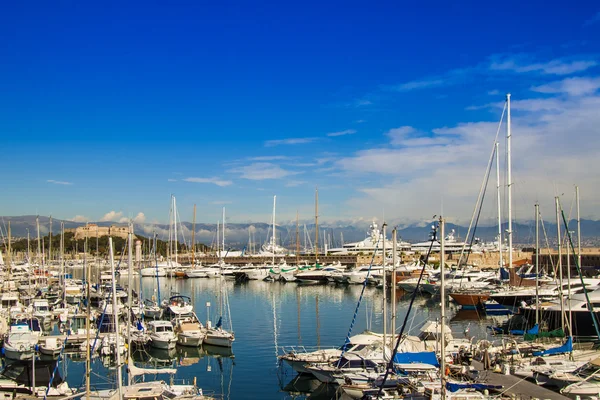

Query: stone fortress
left=68, top=223, right=132, bottom=240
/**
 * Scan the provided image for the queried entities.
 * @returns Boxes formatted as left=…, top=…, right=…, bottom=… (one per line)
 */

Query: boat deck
left=472, top=361, right=570, bottom=400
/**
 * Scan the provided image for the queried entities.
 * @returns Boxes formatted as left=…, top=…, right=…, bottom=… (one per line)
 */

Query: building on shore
left=68, top=223, right=133, bottom=240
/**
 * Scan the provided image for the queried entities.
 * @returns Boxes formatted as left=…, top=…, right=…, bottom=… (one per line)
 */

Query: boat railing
left=278, top=345, right=338, bottom=355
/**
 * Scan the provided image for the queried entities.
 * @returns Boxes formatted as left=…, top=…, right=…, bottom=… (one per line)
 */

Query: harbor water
left=47, top=273, right=505, bottom=399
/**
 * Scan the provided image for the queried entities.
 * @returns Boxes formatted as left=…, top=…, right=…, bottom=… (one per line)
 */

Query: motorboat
left=295, top=263, right=347, bottom=284
left=163, top=295, right=194, bottom=317
left=3, top=322, right=38, bottom=360
left=279, top=331, right=398, bottom=375
left=174, top=314, right=205, bottom=347
left=148, top=320, right=177, bottom=349
left=100, top=333, right=127, bottom=356
left=342, top=265, right=385, bottom=285
left=39, top=337, right=63, bottom=357
left=31, top=299, right=52, bottom=320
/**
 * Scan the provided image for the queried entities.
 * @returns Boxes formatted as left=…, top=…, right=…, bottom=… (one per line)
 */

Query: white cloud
left=71, top=215, right=89, bottom=222
left=327, top=129, right=356, bottom=137
left=335, top=88, right=600, bottom=223
left=489, top=57, right=597, bottom=75
left=47, top=179, right=73, bottom=185
left=531, top=77, right=600, bottom=97
left=264, top=137, right=318, bottom=147
left=100, top=211, right=123, bottom=222
left=384, top=126, right=456, bottom=147
left=229, top=162, right=299, bottom=180
left=248, top=155, right=291, bottom=161
left=389, top=78, right=446, bottom=92
left=183, top=177, right=233, bottom=186
left=167, top=178, right=177, bottom=182
left=355, top=119, right=366, bottom=124
left=133, top=212, right=146, bottom=223
left=385, top=55, right=597, bottom=93
left=285, top=180, right=306, bottom=187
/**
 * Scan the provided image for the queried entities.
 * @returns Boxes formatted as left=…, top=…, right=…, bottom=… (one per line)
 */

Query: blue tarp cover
left=446, top=382, right=502, bottom=393
left=532, top=336, right=573, bottom=356
left=393, top=351, right=439, bottom=367
left=510, top=324, right=539, bottom=336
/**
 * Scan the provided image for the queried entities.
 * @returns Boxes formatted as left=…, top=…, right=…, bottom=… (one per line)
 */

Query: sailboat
left=203, top=278, right=235, bottom=348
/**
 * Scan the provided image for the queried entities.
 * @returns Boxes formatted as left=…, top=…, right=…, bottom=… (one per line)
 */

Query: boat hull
left=449, top=293, right=489, bottom=308
left=150, top=338, right=177, bottom=349
left=177, top=334, right=203, bottom=347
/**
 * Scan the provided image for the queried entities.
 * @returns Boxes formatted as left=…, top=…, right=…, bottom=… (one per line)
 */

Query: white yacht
left=410, top=228, right=470, bottom=253
left=328, top=221, right=411, bottom=255
left=140, top=266, right=166, bottom=277
left=342, top=265, right=385, bottom=285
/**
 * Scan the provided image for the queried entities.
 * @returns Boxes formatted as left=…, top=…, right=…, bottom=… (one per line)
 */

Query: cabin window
left=348, top=360, right=364, bottom=368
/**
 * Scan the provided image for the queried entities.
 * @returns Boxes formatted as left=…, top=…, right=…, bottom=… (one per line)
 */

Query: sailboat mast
left=85, top=233, right=91, bottom=400
left=496, top=142, right=503, bottom=270
left=382, top=222, right=387, bottom=353
left=192, top=204, right=196, bottom=266
left=556, top=197, right=565, bottom=334
left=315, top=187, right=319, bottom=262
left=36, top=215, right=41, bottom=266
left=27, top=229, right=30, bottom=264
left=127, top=222, right=133, bottom=385
left=440, top=216, right=446, bottom=400
left=391, top=228, right=397, bottom=344
left=61, top=223, right=65, bottom=306
left=6, top=222, right=11, bottom=281
left=576, top=186, right=582, bottom=291
left=49, top=215, right=52, bottom=264
left=216, top=221, right=220, bottom=259
left=222, top=207, right=226, bottom=259
left=296, top=211, right=299, bottom=265
left=535, top=203, right=540, bottom=325
left=174, top=195, right=178, bottom=265
left=506, top=93, right=513, bottom=270
left=109, top=238, right=123, bottom=399
left=272, top=196, right=276, bottom=265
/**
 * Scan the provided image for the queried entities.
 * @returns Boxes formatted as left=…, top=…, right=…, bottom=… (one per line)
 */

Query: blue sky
left=2, top=1, right=600, bottom=226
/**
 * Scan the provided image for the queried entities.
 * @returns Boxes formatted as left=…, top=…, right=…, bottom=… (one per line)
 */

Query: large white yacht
left=410, top=228, right=471, bottom=254
left=327, top=221, right=411, bottom=255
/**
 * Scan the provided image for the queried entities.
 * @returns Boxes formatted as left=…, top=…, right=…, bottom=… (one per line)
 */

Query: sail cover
left=393, top=351, right=439, bottom=367
left=128, top=359, right=177, bottom=377
left=532, top=336, right=573, bottom=357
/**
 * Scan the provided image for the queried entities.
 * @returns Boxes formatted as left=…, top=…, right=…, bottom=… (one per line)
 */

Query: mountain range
left=2, top=215, right=600, bottom=249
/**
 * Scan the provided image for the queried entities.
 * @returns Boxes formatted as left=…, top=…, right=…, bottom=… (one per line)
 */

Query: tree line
left=7, top=231, right=210, bottom=257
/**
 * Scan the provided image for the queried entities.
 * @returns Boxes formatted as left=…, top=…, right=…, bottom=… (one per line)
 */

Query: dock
left=472, top=361, right=570, bottom=400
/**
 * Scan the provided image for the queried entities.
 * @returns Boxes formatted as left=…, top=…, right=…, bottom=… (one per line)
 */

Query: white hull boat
left=140, top=267, right=166, bottom=277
